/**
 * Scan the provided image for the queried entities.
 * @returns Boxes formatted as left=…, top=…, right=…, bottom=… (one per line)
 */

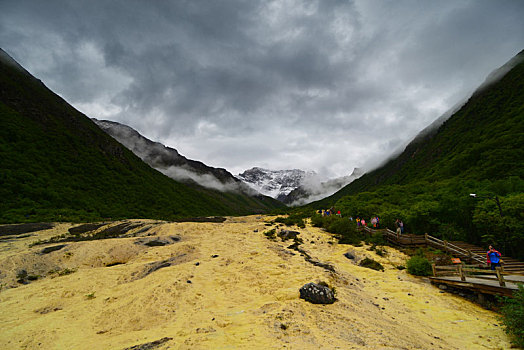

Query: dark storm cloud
left=1, top=0, right=524, bottom=176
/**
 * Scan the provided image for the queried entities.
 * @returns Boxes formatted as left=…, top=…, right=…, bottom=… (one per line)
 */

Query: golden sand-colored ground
left=0, top=216, right=511, bottom=349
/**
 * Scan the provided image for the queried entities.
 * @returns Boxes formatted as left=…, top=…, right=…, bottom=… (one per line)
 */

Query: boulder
left=344, top=252, right=355, bottom=260
left=299, top=282, right=336, bottom=304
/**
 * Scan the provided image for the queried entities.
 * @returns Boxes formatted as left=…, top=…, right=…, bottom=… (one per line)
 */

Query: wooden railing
left=358, top=226, right=486, bottom=265
left=432, top=264, right=523, bottom=287
left=423, top=234, right=485, bottom=264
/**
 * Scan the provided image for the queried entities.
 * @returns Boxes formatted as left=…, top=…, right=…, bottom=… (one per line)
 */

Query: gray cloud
left=2, top=0, right=523, bottom=178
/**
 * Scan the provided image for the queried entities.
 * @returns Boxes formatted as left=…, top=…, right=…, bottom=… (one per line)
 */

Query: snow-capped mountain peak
left=236, top=167, right=315, bottom=200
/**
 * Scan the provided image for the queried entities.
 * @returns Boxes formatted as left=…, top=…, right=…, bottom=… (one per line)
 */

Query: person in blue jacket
left=486, top=245, right=502, bottom=270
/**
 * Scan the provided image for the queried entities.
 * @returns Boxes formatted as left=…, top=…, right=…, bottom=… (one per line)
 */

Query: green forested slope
left=313, top=50, right=524, bottom=258
left=0, top=50, right=283, bottom=223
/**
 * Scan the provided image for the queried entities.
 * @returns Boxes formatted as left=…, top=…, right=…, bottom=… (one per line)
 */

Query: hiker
left=356, top=217, right=361, bottom=227
left=395, top=219, right=401, bottom=235
left=376, top=216, right=380, bottom=228
left=371, top=217, right=377, bottom=228
left=337, top=210, right=341, bottom=217
left=399, top=220, right=404, bottom=233
left=486, top=245, right=502, bottom=270
left=361, top=219, right=366, bottom=227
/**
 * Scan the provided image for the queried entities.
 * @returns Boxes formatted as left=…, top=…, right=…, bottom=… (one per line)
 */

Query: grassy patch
left=263, top=229, right=276, bottom=240
left=500, top=284, right=524, bottom=348
left=406, top=255, right=432, bottom=276
left=359, top=257, right=384, bottom=271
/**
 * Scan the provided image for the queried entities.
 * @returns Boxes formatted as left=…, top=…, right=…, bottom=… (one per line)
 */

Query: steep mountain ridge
left=0, top=48, right=283, bottom=223
left=320, top=49, right=524, bottom=204
left=93, top=119, right=258, bottom=195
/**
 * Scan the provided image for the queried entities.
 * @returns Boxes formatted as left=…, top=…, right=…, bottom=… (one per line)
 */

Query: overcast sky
left=2, top=0, right=524, bottom=178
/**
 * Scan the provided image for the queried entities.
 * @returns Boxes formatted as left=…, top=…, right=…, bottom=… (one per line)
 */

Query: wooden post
left=458, top=264, right=465, bottom=281
left=432, top=263, right=436, bottom=277
left=477, top=293, right=485, bottom=304
left=425, top=233, right=428, bottom=246
left=495, top=267, right=506, bottom=287
left=444, top=240, right=448, bottom=253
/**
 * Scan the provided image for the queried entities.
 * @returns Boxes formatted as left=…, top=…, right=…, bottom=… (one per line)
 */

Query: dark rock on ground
left=123, top=337, right=173, bottom=350
left=40, top=244, right=67, bottom=254
left=131, top=253, right=190, bottom=280
left=299, top=282, right=336, bottom=304
left=174, top=217, right=226, bottom=223
left=68, top=223, right=107, bottom=235
left=344, top=252, right=355, bottom=260
left=35, top=306, right=62, bottom=314
left=0, top=223, right=54, bottom=236
left=96, top=223, right=143, bottom=237
left=135, top=236, right=180, bottom=247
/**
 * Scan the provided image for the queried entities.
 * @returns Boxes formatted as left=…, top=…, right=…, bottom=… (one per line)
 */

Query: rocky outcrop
left=299, top=282, right=336, bottom=304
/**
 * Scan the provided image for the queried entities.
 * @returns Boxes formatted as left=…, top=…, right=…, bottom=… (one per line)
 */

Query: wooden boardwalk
left=358, top=226, right=524, bottom=297
left=429, top=274, right=523, bottom=297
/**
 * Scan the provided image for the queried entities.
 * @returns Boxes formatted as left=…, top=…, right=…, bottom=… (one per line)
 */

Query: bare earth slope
left=0, top=216, right=510, bottom=349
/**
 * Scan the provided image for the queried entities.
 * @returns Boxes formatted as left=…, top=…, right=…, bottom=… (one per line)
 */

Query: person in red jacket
left=486, top=245, right=502, bottom=270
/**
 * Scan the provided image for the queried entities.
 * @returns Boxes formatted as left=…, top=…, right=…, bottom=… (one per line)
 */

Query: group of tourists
left=354, top=216, right=380, bottom=228
left=318, top=208, right=341, bottom=217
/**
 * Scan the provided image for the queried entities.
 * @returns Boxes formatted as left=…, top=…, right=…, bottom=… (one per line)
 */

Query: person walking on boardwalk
left=486, top=245, right=502, bottom=270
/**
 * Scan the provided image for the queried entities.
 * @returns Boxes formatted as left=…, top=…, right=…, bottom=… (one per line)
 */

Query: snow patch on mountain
left=285, top=168, right=364, bottom=206
left=236, top=167, right=315, bottom=200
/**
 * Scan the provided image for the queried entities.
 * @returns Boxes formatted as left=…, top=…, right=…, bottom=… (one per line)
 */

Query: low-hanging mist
left=93, top=119, right=257, bottom=195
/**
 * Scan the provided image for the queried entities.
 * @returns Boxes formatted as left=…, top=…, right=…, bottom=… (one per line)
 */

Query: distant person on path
left=399, top=220, right=404, bottom=234
left=486, top=245, right=502, bottom=270
left=371, top=217, right=377, bottom=228
left=395, top=219, right=401, bottom=235
left=356, top=217, right=361, bottom=227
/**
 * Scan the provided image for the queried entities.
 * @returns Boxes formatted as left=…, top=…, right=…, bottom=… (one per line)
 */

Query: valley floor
left=0, top=216, right=511, bottom=349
